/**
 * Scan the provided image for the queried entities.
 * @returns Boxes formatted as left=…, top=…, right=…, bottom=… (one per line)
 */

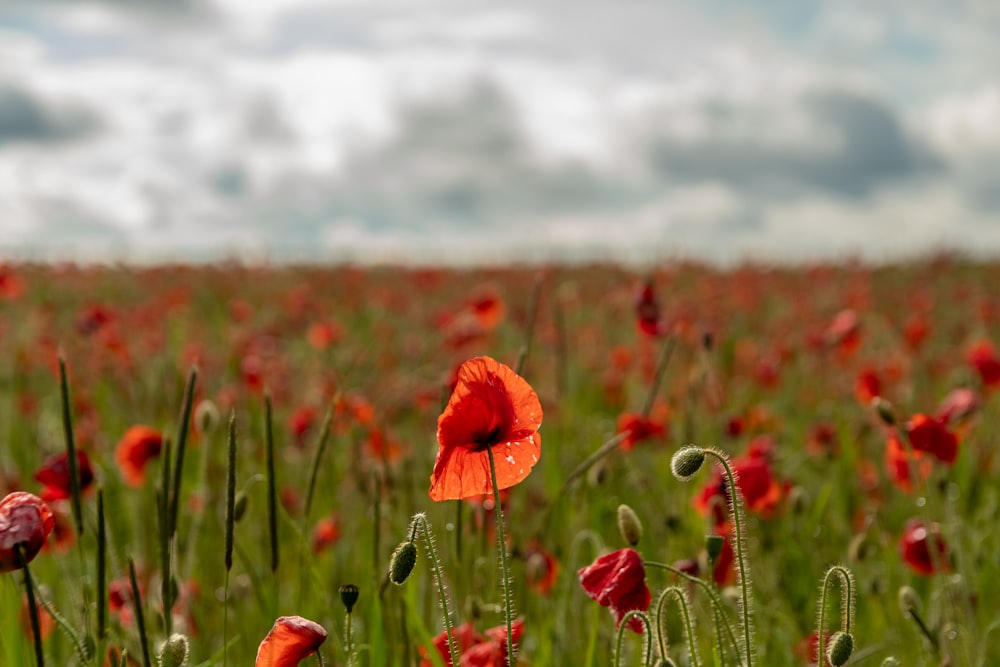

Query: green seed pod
left=157, top=633, right=189, bottom=667
left=617, top=504, right=643, bottom=546
left=389, top=541, right=418, bottom=585
left=826, top=631, right=854, bottom=667
left=705, top=534, right=724, bottom=562
left=339, top=584, right=359, bottom=613
left=671, top=446, right=706, bottom=481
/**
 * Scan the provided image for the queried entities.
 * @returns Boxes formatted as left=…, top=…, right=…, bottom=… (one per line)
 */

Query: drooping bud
left=194, top=400, right=220, bottom=435
left=826, top=631, right=854, bottom=667
left=880, top=659, right=900, bottom=667
left=898, top=585, right=921, bottom=615
left=872, top=397, right=896, bottom=426
left=338, top=584, right=359, bottom=613
left=617, top=504, right=643, bottom=547
left=389, top=541, right=418, bottom=585
left=705, top=534, right=724, bottom=562
left=671, top=446, right=705, bottom=481
left=157, top=633, right=189, bottom=667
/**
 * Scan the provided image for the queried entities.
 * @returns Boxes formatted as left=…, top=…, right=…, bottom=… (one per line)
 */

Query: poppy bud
left=654, top=659, right=677, bottom=667
left=671, top=446, right=705, bottom=481
left=826, top=631, right=854, bottom=667
left=233, top=492, right=248, bottom=523
left=194, top=400, right=220, bottom=435
left=705, top=534, right=724, bottom=562
left=872, top=397, right=896, bottom=426
left=389, top=541, right=417, bottom=585
left=158, top=633, right=189, bottom=667
left=880, top=659, right=900, bottom=667
left=338, top=584, right=359, bottom=613
left=897, top=586, right=921, bottom=615
left=617, top=505, right=643, bottom=547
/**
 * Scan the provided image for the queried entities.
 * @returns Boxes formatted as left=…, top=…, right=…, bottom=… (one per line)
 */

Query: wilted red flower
left=115, top=426, right=163, bottom=487
left=967, top=340, right=1000, bottom=388
left=578, top=548, right=651, bottom=633
left=615, top=412, right=666, bottom=451
left=311, top=516, right=341, bottom=554
left=906, top=414, right=958, bottom=465
left=0, top=492, right=55, bottom=573
left=429, top=356, right=543, bottom=502
left=635, top=279, right=663, bottom=337
left=256, top=615, right=327, bottom=667
left=34, top=450, right=94, bottom=501
left=899, top=518, right=949, bottom=575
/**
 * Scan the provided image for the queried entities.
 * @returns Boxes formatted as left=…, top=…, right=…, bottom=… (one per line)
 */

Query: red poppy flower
left=420, top=622, right=483, bottom=667
left=34, top=450, right=94, bottom=501
left=694, top=451, right=783, bottom=520
left=935, top=388, right=978, bottom=425
left=256, top=616, right=328, bottom=667
left=578, top=548, right=651, bottom=634
left=967, top=340, right=1000, bottom=388
left=288, top=406, right=317, bottom=447
left=0, top=492, right=55, bottom=573
left=615, top=412, right=666, bottom=451
left=429, top=357, right=542, bottom=502
left=467, top=287, right=506, bottom=331
left=854, top=369, right=881, bottom=405
left=906, top=414, right=958, bottom=465
left=306, top=321, right=343, bottom=350
left=115, top=426, right=163, bottom=487
left=825, top=309, right=861, bottom=355
left=524, top=541, right=560, bottom=596
left=635, top=279, right=663, bottom=337
left=0, top=267, right=24, bottom=300
left=462, top=619, right=525, bottom=667
left=310, top=516, right=341, bottom=554
left=884, top=431, right=931, bottom=493
left=899, top=518, right=949, bottom=575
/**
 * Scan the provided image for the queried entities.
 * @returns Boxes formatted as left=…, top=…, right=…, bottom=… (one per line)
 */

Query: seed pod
left=338, top=584, right=359, bottom=613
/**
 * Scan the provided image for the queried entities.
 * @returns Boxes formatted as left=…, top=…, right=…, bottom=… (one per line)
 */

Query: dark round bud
left=389, top=541, right=418, bottom=585
left=617, top=504, right=643, bottom=547
left=827, top=631, right=854, bottom=667
left=705, top=534, right=724, bottom=562
left=671, top=446, right=705, bottom=481
left=339, top=584, right=359, bottom=613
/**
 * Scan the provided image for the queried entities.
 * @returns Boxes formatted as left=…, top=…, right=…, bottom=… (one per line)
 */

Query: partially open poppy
left=34, top=450, right=94, bottom=501
left=429, top=357, right=542, bottom=502
left=115, top=426, right=163, bottom=487
left=256, top=615, right=327, bottom=667
left=967, top=340, right=1000, bottom=388
left=578, top=548, right=651, bottom=634
left=0, top=492, right=55, bottom=573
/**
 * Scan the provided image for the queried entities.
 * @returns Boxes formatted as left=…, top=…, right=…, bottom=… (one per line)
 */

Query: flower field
left=1, top=258, right=999, bottom=666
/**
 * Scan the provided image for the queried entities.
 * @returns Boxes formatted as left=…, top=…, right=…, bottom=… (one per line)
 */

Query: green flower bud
left=233, top=491, right=248, bottom=523
left=157, top=633, right=189, bottom=667
left=389, top=541, right=418, bottom=585
left=827, top=631, right=854, bottom=667
left=671, top=446, right=705, bottom=481
left=617, top=504, right=643, bottom=546
left=705, top=534, right=724, bottom=562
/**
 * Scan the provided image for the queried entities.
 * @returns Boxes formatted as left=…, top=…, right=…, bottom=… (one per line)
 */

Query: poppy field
left=1, top=258, right=999, bottom=666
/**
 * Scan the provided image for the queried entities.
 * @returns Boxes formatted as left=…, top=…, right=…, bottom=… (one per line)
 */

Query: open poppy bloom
left=615, top=412, right=666, bottom=451
left=34, top=450, right=94, bottom=501
left=115, top=425, right=163, bottom=487
left=899, top=518, right=949, bottom=575
left=420, top=619, right=524, bottom=667
left=635, top=279, right=664, bottom=337
left=578, top=548, right=651, bottom=634
left=256, top=615, right=327, bottom=667
left=906, top=414, right=958, bottom=465
left=967, top=340, right=1000, bottom=388
left=429, top=356, right=542, bottom=502
left=1, top=492, right=55, bottom=573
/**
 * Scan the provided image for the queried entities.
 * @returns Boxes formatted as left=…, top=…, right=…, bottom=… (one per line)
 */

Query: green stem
left=817, top=565, right=856, bottom=666
left=128, top=558, right=152, bottom=667
left=57, top=356, right=84, bottom=537
left=487, top=446, right=516, bottom=664
left=613, top=610, right=652, bottom=667
left=411, top=514, right=460, bottom=667
left=641, top=334, right=676, bottom=418
left=17, top=545, right=45, bottom=667
left=303, top=401, right=335, bottom=523
left=169, top=366, right=198, bottom=537
left=265, top=394, right=279, bottom=576
left=703, top=449, right=754, bottom=667
left=655, top=587, right=700, bottom=667
left=97, top=488, right=107, bottom=641
left=344, top=612, right=354, bottom=667
left=159, top=439, right=173, bottom=636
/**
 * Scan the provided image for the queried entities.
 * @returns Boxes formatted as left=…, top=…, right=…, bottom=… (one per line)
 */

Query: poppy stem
left=97, top=488, right=107, bottom=641
left=816, top=565, right=856, bottom=667
left=641, top=333, right=677, bottom=419
left=409, top=513, right=461, bottom=667
left=264, top=394, right=280, bottom=577
left=16, top=544, right=45, bottom=667
left=655, top=586, right=700, bottom=667
left=486, top=446, right=516, bottom=665
left=224, top=411, right=237, bottom=667
left=613, top=610, right=652, bottom=667
left=303, top=399, right=336, bottom=524
left=159, top=438, right=174, bottom=637
left=515, top=274, right=543, bottom=376
left=169, top=366, right=198, bottom=537
left=128, top=557, right=153, bottom=667
left=57, top=356, right=84, bottom=537
left=344, top=611, right=354, bottom=667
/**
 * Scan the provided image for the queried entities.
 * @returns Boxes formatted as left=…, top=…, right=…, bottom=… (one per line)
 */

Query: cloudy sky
left=1, top=0, right=999, bottom=265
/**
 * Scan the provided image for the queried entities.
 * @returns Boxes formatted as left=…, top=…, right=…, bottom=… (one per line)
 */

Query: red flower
left=578, top=548, right=651, bottom=634
left=694, top=450, right=783, bottom=520
left=935, top=388, right=978, bottom=425
left=115, top=426, right=163, bottom=487
left=906, top=414, right=958, bottom=465
left=288, top=406, right=318, bottom=447
left=420, top=622, right=482, bottom=667
left=854, top=369, right=881, bottom=405
left=34, top=450, right=94, bottom=501
left=900, top=518, right=949, bottom=575
left=0, top=492, right=55, bottom=573
left=825, top=309, right=861, bottom=355
left=615, top=412, right=666, bottom=451
left=256, top=616, right=328, bottom=667
left=884, top=431, right=931, bottom=493
left=430, top=357, right=543, bottom=502
left=310, top=516, right=341, bottom=554
left=0, top=266, right=24, bottom=300
left=967, top=340, right=1000, bottom=388
left=635, top=279, right=663, bottom=337
left=524, top=541, right=560, bottom=596
left=462, top=620, right=525, bottom=667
